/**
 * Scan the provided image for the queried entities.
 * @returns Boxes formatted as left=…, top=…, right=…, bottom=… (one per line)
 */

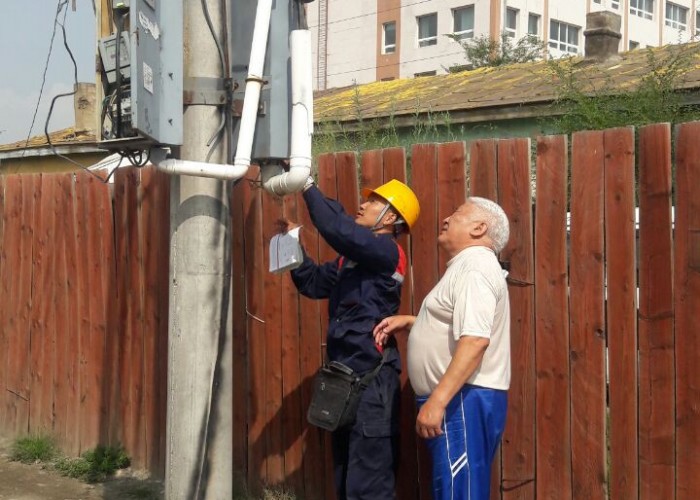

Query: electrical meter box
left=98, top=0, right=182, bottom=148
left=230, top=0, right=301, bottom=162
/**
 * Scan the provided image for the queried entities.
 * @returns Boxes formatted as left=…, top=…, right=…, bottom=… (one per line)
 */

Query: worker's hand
left=303, top=175, right=315, bottom=192
left=372, top=315, right=415, bottom=345
left=275, top=218, right=300, bottom=234
left=416, top=398, right=445, bottom=439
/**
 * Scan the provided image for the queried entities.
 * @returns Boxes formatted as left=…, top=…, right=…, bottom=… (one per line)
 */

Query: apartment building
left=307, top=0, right=700, bottom=90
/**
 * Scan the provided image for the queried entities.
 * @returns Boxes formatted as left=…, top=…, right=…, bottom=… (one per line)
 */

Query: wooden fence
left=1, top=122, right=700, bottom=499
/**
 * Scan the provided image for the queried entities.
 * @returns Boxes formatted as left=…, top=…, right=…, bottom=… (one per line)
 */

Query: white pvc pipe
left=147, top=147, right=248, bottom=180
left=156, top=159, right=249, bottom=180
left=232, top=0, right=273, bottom=172
left=262, top=29, right=314, bottom=196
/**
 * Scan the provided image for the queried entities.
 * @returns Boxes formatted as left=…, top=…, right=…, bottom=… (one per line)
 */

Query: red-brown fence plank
left=57, top=174, right=80, bottom=456
left=75, top=174, right=102, bottom=452
left=469, top=139, right=502, bottom=500
left=244, top=167, right=267, bottom=493
left=111, top=168, right=130, bottom=450
left=262, top=190, right=285, bottom=484
left=296, top=181, right=326, bottom=500
left=436, top=142, right=467, bottom=272
left=52, top=175, right=70, bottom=450
left=409, top=143, right=439, bottom=500
left=86, top=174, right=115, bottom=449
left=570, top=131, right=607, bottom=500
left=361, top=150, right=383, bottom=189
left=0, top=174, right=6, bottom=433
left=114, top=167, right=144, bottom=464
left=156, top=176, right=169, bottom=475
left=383, top=147, right=419, bottom=500
left=129, top=168, right=146, bottom=467
left=297, top=154, right=335, bottom=500
left=470, top=139, right=498, bottom=201
left=497, top=138, right=535, bottom=500
left=3, top=176, right=33, bottom=435
left=280, top=193, right=303, bottom=493
left=335, top=152, right=359, bottom=215
left=637, top=123, right=675, bottom=500
left=605, top=127, right=638, bottom=500
left=318, top=153, right=341, bottom=500
left=30, top=174, right=57, bottom=435
left=534, top=135, right=572, bottom=500
left=140, top=168, right=169, bottom=472
left=674, top=121, right=700, bottom=499
left=74, top=174, right=90, bottom=450
left=231, top=177, right=249, bottom=483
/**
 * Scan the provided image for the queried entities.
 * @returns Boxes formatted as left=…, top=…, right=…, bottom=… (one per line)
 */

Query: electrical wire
left=200, top=0, right=229, bottom=163
left=201, top=0, right=226, bottom=76
left=21, top=0, right=68, bottom=157
left=43, top=12, right=114, bottom=184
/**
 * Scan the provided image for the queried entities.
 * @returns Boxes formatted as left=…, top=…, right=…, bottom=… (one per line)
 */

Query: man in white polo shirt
left=373, top=197, right=510, bottom=500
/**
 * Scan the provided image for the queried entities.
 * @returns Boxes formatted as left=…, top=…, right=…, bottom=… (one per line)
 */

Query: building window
left=453, top=5, right=475, bottom=40
left=505, top=8, right=518, bottom=38
left=696, top=11, right=700, bottom=36
left=630, top=0, right=654, bottom=20
left=549, top=19, right=580, bottom=54
left=414, top=70, right=437, bottom=78
left=612, top=0, right=620, bottom=8
left=629, top=40, right=639, bottom=50
left=383, top=22, right=396, bottom=54
left=665, top=2, right=688, bottom=31
left=417, top=13, right=438, bottom=47
left=594, top=0, right=601, bottom=3
left=528, top=13, right=540, bottom=35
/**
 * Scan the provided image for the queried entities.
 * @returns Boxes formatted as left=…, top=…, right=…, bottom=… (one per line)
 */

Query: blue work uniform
left=291, top=185, right=406, bottom=500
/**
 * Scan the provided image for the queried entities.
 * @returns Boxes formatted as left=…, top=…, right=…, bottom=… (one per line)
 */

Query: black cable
left=201, top=0, right=226, bottom=76
left=200, top=0, right=229, bottom=163
left=42, top=15, right=112, bottom=184
left=21, top=0, right=68, bottom=157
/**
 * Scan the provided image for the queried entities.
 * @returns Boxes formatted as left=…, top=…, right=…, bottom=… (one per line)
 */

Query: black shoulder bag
left=307, top=353, right=386, bottom=432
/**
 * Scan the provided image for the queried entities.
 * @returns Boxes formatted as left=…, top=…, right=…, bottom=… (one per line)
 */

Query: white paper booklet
left=269, top=227, right=303, bottom=274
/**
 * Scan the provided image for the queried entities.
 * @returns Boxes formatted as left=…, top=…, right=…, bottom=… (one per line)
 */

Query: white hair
left=468, top=197, right=510, bottom=253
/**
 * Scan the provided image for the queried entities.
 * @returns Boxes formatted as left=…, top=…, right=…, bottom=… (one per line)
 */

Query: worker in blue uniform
left=282, top=175, right=420, bottom=500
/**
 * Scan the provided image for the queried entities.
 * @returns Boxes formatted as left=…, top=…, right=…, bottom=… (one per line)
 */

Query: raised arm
left=302, top=186, right=399, bottom=272
left=290, top=252, right=340, bottom=299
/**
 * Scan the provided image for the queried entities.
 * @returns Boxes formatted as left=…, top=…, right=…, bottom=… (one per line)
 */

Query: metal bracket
left=231, top=75, right=270, bottom=117
left=184, top=76, right=268, bottom=118
left=183, top=76, right=235, bottom=106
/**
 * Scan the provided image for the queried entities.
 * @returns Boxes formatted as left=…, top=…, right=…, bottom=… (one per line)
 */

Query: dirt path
left=0, top=438, right=163, bottom=500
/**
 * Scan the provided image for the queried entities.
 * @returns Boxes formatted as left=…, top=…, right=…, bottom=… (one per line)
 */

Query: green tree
left=446, top=32, right=546, bottom=70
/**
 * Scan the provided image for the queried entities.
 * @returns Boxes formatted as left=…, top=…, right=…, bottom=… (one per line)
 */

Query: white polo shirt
left=407, top=245, right=511, bottom=396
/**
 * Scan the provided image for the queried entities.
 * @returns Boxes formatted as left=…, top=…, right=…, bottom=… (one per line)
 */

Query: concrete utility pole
left=166, top=0, right=233, bottom=498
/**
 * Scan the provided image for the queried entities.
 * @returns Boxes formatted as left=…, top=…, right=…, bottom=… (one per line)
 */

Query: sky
left=0, top=0, right=96, bottom=145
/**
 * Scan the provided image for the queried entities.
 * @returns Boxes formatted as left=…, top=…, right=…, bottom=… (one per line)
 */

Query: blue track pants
left=416, top=385, right=507, bottom=500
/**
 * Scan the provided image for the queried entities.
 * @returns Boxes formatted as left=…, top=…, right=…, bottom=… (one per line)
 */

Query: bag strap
left=358, top=349, right=388, bottom=388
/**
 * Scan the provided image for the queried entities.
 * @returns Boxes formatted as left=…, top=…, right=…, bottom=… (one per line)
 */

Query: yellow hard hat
left=362, top=179, right=420, bottom=231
